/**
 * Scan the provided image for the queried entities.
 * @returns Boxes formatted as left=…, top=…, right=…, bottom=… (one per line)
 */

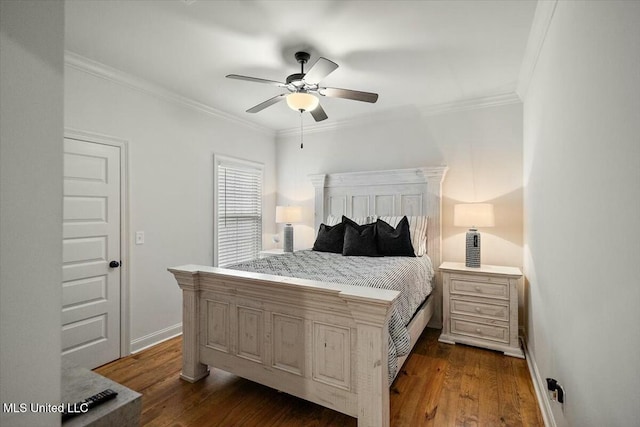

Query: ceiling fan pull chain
left=300, top=112, right=304, bottom=149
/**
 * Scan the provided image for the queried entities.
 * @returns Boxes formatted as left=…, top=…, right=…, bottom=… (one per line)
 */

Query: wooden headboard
left=309, top=167, right=448, bottom=326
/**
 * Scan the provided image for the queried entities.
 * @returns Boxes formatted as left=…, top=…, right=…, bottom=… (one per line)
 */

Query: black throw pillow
left=341, top=215, right=375, bottom=230
left=376, top=217, right=416, bottom=257
left=312, top=222, right=345, bottom=253
left=342, top=217, right=379, bottom=256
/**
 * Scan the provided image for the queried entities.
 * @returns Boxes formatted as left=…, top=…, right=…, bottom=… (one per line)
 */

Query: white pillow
left=325, top=214, right=340, bottom=226
left=326, top=214, right=377, bottom=226
left=378, top=216, right=428, bottom=256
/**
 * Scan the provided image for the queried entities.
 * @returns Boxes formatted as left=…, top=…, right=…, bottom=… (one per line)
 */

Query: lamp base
left=283, top=224, right=294, bottom=253
left=465, top=228, right=481, bottom=268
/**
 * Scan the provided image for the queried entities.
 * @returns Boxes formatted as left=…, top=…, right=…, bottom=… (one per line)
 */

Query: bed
left=226, top=249, right=435, bottom=383
left=169, top=166, right=447, bottom=427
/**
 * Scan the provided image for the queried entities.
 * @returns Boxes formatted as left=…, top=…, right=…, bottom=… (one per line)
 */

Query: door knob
left=109, top=260, right=120, bottom=268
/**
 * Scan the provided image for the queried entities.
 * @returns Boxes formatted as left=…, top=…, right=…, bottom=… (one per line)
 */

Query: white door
left=62, top=138, right=121, bottom=368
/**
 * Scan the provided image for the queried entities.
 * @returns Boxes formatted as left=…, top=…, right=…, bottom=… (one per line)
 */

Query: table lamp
left=454, top=203, right=495, bottom=267
left=276, top=206, right=302, bottom=253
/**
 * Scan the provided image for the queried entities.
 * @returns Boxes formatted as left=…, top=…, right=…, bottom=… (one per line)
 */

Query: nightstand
left=438, top=262, right=524, bottom=358
left=259, top=248, right=286, bottom=258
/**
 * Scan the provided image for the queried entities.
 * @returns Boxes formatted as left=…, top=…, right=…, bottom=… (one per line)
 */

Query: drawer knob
left=475, top=286, right=481, bottom=291
left=475, top=328, right=482, bottom=333
left=475, top=307, right=481, bottom=312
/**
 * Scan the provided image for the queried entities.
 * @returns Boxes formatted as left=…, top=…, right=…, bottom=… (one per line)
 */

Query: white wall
left=65, top=65, right=277, bottom=351
left=522, top=1, right=640, bottom=426
left=276, top=102, right=524, bottom=324
left=0, top=1, right=64, bottom=425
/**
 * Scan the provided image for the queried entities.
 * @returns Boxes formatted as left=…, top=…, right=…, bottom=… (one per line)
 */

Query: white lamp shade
left=286, top=93, right=319, bottom=112
left=454, top=203, right=495, bottom=228
left=276, top=206, right=302, bottom=224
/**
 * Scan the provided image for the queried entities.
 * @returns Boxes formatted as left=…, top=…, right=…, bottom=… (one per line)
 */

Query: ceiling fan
left=226, top=51, right=379, bottom=122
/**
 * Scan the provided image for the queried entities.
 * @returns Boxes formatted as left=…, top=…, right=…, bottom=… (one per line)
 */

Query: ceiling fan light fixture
left=286, top=92, right=319, bottom=112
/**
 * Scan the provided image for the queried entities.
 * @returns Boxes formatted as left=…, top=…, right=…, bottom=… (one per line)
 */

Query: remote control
left=61, top=389, right=118, bottom=422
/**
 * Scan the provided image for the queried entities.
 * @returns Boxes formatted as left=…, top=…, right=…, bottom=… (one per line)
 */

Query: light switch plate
left=135, top=231, right=144, bottom=245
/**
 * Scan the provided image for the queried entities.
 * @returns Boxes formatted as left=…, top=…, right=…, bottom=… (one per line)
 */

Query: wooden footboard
left=169, top=264, right=400, bottom=427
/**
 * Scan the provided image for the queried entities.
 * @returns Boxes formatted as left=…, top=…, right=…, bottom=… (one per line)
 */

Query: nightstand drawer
left=450, top=273, right=509, bottom=285
left=450, top=278, right=508, bottom=300
left=450, top=298, right=509, bottom=321
left=451, top=318, right=509, bottom=343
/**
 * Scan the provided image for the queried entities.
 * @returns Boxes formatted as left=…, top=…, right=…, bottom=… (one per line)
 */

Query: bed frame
left=169, top=166, right=447, bottom=427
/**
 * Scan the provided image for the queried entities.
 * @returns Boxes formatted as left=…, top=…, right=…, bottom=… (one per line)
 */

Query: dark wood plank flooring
left=95, top=328, right=543, bottom=426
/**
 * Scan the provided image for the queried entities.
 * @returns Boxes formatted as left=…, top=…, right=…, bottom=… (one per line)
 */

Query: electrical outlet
left=135, top=231, right=145, bottom=245
left=546, top=378, right=565, bottom=404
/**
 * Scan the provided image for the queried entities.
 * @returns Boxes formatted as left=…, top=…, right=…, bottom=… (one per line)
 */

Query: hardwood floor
left=95, top=328, right=543, bottom=426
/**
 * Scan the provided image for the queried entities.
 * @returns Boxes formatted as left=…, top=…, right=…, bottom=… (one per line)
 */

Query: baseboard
left=130, top=323, right=182, bottom=354
left=521, top=333, right=556, bottom=427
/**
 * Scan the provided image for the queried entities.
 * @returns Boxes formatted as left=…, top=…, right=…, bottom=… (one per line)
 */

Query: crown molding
left=419, top=91, right=521, bottom=116
left=276, top=91, right=521, bottom=138
left=516, top=0, right=558, bottom=100
left=65, top=50, right=523, bottom=139
left=277, top=106, right=416, bottom=138
left=64, top=50, right=274, bottom=136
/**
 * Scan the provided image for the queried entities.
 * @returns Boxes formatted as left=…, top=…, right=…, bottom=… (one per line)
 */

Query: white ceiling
left=65, top=0, right=537, bottom=132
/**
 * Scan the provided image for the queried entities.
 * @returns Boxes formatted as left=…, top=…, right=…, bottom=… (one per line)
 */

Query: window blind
left=216, top=159, right=263, bottom=267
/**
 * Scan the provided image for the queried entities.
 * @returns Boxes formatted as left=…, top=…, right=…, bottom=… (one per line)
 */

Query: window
left=214, top=155, right=263, bottom=267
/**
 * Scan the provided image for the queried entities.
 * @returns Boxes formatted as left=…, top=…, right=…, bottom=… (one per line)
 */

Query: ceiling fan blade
left=319, top=87, right=379, bottom=103
left=246, top=93, right=288, bottom=113
left=310, top=103, right=328, bottom=122
left=303, top=57, right=338, bottom=84
left=226, top=74, right=287, bottom=87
